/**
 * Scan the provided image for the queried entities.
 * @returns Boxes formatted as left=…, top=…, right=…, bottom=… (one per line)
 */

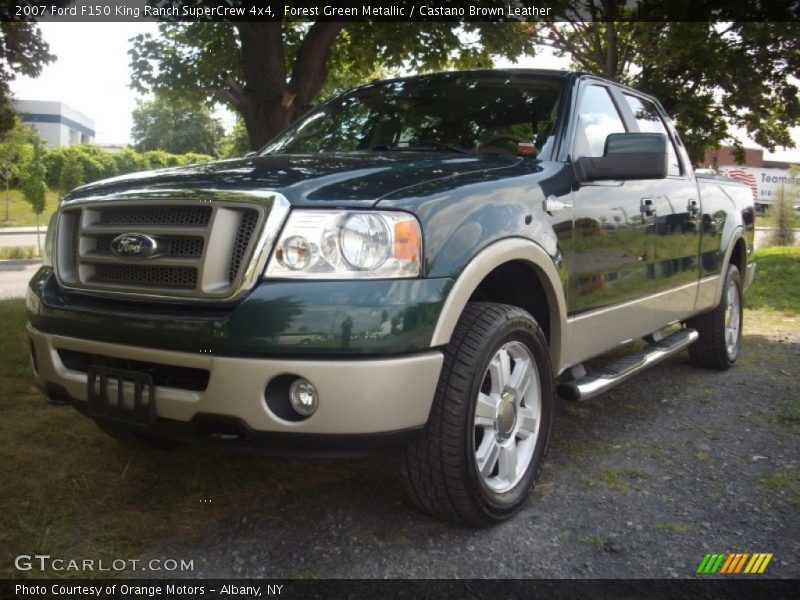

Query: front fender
left=429, top=237, right=569, bottom=375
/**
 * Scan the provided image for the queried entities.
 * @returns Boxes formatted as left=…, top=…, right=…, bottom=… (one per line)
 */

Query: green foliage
left=0, top=119, right=35, bottom=186
left=131, top=95, right=224, bottom=156
left=58, top=151, right=84, bottom=193
left=770, top=166, right=799, bottom=247
left=20, top=137, right=46, bottom=216
left=43, top=144, right=213, bottom=190
left=0, top=119, right=36, bottom=220
left=0, top=246, right=37, bottom=259
left=0, top=22, right=55, bottom=135
left=110, top=148, right=150, bottom=174
left=129, top=22, right=537, bottom=148
left=0, top=188, right=59, bottom=227
left=744, top=246, right=800, bottom=315
left=528, top=9, right=800, bottom=164
left=220, top=118, right=251, bottom=158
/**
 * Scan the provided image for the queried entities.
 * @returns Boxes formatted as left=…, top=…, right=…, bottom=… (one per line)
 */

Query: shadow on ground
left=147, top=334, right=799, bottom=579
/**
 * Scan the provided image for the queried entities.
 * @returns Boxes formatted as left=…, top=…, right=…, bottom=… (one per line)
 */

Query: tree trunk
left=232, top=22, right=345, bottom=150
left=241, top=96, right=294, bottom=150
left=603, top=1, right=618, bottom=80
left=4, top=180, right=9, bottom=221
left=35, top=212, right=41, bottom=257
left=604, top=22, right=618, bottom=80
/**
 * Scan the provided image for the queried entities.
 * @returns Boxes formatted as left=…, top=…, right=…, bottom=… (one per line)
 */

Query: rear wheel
left=401, top=302, right=553, bottom=525
left=688, top=264, right=743, bottom=370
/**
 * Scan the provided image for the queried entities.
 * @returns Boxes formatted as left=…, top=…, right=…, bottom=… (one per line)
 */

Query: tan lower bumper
left=27, top=324, right=443, bottom=435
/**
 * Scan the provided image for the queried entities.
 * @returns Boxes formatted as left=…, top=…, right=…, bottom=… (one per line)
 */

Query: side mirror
left=574, top=133, right=668, bottom=182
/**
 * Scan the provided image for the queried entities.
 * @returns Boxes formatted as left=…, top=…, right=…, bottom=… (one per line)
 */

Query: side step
left=557, top=328, right=699, bottom=401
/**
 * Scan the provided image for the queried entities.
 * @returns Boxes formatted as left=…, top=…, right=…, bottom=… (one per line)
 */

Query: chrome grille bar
left=54, top=192, right=291, bottom=301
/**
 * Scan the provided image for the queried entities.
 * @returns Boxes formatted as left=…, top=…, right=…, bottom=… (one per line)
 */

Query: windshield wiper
left=372, top=140, right=471, bottom=155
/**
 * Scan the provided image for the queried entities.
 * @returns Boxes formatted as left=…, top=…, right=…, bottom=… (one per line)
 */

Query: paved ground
left=0, top=259, right=40, bottom=299
left=149, top=323, right=799, bottom=579
left=0, top=228, right=45, bottom=250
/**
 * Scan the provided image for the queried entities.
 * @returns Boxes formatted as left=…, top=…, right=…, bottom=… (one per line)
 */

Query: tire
left=688, top=264, right=743, bottom=370
left=401, top=302, right=553, bottom=525
left=94, top=419, right=182, bottom=450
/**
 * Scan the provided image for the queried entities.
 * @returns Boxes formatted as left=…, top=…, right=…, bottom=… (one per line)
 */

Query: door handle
left=544, top=195, right=572, bottom=214
left=641, top=197, right=655, bottom=217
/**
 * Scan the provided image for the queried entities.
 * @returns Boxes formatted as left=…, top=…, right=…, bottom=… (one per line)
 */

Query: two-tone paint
left=27, top=69, right=755, bottom=415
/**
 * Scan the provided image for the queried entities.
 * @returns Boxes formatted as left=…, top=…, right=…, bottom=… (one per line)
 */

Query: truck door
left=618, top=93, right=700, bottom=313
left=566, top=82, right=654, bottom=315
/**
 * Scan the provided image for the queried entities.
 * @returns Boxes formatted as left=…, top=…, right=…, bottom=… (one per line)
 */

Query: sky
left=10, top=22, right=800, bottom=163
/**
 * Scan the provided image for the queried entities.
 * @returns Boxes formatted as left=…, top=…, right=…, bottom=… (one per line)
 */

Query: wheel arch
left=430, top=238, right=568, bottom=374
left=712, top=229, right=748, bottom=307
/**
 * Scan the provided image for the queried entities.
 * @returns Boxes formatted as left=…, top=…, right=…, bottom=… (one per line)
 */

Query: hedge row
left=42, top=145, right=213, bottom=190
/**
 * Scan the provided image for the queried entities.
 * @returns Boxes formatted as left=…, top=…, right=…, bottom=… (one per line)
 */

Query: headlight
left=42, top=211, right=58, bottom=267
left=265, top=210, right=421, bottom=279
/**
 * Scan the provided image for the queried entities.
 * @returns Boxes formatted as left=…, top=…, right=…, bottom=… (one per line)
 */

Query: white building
left=14, top=100, right=95, bottom=146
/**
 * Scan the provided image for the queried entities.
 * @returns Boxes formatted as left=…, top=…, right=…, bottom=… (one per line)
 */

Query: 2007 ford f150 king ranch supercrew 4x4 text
left=27, top=70, right=756, bottom=525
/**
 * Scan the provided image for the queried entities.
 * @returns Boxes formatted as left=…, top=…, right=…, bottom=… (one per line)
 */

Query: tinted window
left=264, top=75, right=564, bottom=156
left=573, top=85, right=626, bottom=158
left=624, top=94, right=681, bottom=176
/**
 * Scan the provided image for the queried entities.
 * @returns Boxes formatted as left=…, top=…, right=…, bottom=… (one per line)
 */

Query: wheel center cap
left=496, top=391, right=517, bottom=439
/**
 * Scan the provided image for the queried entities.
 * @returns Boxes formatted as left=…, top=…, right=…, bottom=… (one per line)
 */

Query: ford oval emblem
left=110, top=233, right=158, bottom=259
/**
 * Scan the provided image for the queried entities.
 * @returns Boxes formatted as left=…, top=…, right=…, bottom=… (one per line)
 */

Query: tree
left=0, top=21, right=55, bottom=135
left=220, top=118, right=250, bottom=158
left=529, top=3, right=800, bottom=163
left=20, top=135, right=46, bottom=255
left=0, top=118, right=33, bottom=220
left=58, top=151, right=84, bottom=193
left=131, top=95, right=225, bottom=156
left=770, top=166, right=799, bottom=247
left=129, top=21, right=536, bottom=149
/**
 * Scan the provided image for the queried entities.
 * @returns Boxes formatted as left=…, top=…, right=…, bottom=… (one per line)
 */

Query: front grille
left=58, top=349, right=210, bottom=392
left=95, top=264, right=198, bottom=288
left=98, top=205, right=212, bottom=226
left=229, top=209, right=260, bottom=284
left=95, top=234, right=204, bottom=257
left=56, top=200, right=270, bottom=299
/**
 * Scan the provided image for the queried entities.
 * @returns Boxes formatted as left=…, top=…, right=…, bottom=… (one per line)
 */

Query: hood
left=65, top=153, right=527, bottom=207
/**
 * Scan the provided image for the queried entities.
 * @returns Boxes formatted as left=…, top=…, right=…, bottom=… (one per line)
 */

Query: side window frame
left=564, top=78, right=632, bottom=162
left=617, top=89, right=688, bottom=179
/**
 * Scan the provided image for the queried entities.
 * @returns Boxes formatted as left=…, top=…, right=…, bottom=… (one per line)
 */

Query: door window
left=572, top=85, right=627, bottom=158
left=623, top=94, right=682, bottom=176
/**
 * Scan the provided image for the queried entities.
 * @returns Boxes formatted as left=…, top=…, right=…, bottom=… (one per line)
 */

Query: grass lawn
left=0, top=189, right=60, bottom=228
left=756, top=210, right=800, bottom=231
left=0, top=247, right=797, bottom=578
left=744, top=246, right=800, bottom=315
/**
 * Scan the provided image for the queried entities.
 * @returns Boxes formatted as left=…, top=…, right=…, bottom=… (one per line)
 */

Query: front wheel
left=401, top=302, right=553, bottom=525
left=688, top=264, right=743, bottom=370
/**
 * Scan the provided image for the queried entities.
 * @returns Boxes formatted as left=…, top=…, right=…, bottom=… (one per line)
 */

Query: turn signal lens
left=393, top=220, right=421, bottom=261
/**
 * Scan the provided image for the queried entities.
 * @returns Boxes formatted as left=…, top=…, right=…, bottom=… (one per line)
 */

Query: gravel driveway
left=154, top=325, right=798, bottom=579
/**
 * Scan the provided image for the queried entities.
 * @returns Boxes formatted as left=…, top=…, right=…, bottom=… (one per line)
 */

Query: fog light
left=289, top=378, right=318, bottom=416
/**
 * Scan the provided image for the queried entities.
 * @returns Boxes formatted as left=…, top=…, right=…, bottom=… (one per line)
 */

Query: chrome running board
left=557, top=328, right=699, bottom=401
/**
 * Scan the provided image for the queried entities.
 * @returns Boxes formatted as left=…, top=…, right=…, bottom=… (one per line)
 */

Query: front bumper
left=28, top=324, right=443, bottom=452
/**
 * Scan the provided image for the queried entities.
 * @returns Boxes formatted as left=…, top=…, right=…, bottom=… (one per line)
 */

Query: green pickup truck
left=27, top=70, right=756, bottom=525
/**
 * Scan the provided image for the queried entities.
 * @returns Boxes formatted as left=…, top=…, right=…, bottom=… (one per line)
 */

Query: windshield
left=262, top=73, right=564, bottom=157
